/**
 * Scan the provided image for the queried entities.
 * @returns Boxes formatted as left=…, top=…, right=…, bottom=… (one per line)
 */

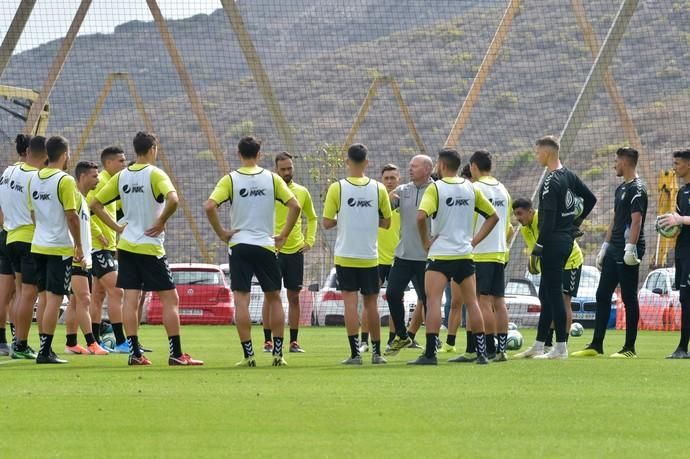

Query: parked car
left=638, top=268, right=680, bottom=329
left=504, top=278, right=541, bottom=327
left=219, top=263, right=314, bottom=325
left=147, top=263, right=234, bottom=325
left=312, top=267, right=416, bottom=326
left=526, top=265, right=616, bottom=328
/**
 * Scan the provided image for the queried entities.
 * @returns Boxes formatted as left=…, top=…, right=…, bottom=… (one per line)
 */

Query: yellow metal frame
left=69, top=72, right=212, bottom=263
left=0, top=83, right=50, bottom=135
left=654, top=169, right=678, bottom=268
left=343, top=76, right=428, bottom=156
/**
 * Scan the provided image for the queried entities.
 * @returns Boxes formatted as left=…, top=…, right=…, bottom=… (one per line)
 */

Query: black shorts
left=562, top=265, right=582, bottom=297
left=70, top=266, right=93, bottom=293
left=335, top=265, right=380, bottom=295
left=675, top=258, right=690, bottom=291
left=92, top=250, right=118, bottom=279
left=278, top=251, right=304, bottom=291
left=378, top=264, right=392, bottom=286
left=34, top=254, right=72, bottom=296
left=475, top=261, right=505, bottom=297
left=116, top=249, right=175, bottom=292
left=6, top=241, right=38, bottom=285
left=229, top=243, right=281, bottom=293
left=427, top=258, right=475, bottom=285
left=0, top=230, right=13, bottom=276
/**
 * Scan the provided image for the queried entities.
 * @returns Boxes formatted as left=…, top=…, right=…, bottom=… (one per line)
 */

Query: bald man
left=384, top=155, right=434, bottom=355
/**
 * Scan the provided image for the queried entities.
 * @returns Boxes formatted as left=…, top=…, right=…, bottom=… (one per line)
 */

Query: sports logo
left=445, top=197, right=469, bottom=207
left=239, top=187, right=267, bottom=198
left=32, top=190, right=50, bottom=201
left=122, top=184, right=144, bottom=194
left=9, top=180, right=23, bottom=192
left=347, top=197, right=373, bottom=207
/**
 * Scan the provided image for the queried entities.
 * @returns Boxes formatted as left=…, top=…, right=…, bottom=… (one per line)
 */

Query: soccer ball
left=506, top=330, right=523, bottom=350
left=508, top=322, right=518, bottom=331
left=655, top=214, right=681, bottom=238
left=570, top=322, right=584, bottom=337
left=101, top=333, right=116, bottom=350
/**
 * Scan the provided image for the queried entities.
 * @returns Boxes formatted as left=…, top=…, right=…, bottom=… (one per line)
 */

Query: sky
left=1, top=0, right=223, bottom=54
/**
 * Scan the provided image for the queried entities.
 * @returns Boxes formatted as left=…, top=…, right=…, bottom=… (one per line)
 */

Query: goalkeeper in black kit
left=526, top=136, right=596, bottom=360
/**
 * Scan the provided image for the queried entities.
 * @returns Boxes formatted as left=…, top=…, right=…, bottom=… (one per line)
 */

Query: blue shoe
left=110, top=341, right=130, bottom=354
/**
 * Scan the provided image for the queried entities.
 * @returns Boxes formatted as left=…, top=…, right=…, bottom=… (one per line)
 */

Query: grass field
left=2, top=325, right=688, bottom=458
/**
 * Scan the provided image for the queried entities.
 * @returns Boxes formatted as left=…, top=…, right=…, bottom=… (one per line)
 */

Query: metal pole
left=24, top=0, right=92, bottom=134
left=146, top=0, right=229, bottom=174
left=389, top=78, right=428, bottom=156
left=342, top=78, right=382, bottom=151
left=559, top=0, right=639, bottom=154
left=219, top=0, right=297, bottom=155
left=0, top=0, right=37, bottom=79
left=444, top=0, right=520, bottom=148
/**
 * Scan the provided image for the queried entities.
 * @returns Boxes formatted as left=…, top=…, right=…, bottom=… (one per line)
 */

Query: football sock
left=38, top=334, right=53, bottom=357
left=112, top=322, right=126, bottom=345
left=263, top=328, right=272, bottom=343
left=84, top=333, right=96, bottom=346
left=388, top=332, right=395, bottom=345
left=0, top=327, right=6, bottom=344
left=348, top=335, right=360, bottom=358
left=360, top=332, right=369, bottom=344
left=273, top=337, right=284, bottom=356
left=467, top=331, right=476, bottom=353
left=168, top=335, right=182, bottom=358
left=91, top=323, right=101, bottom=343
left=475, top=332, right=487, bottom=357
left=497, top=333, right=508, bottom=353
left=289, top=328, right=298, bottom=342
left=241, top=340, right=254, bottom=358
left=486, top=334, right=496, bottom=354
left=425, top=333, right=438, bottom=358
left=66, top=333, right=78, bottom=347
left=407, top=331, right=416, bottom=341
left=446, top=334, right=456, bottom=346
left=372, top=340, right=381, bottom=356
left=127, top=336, right=142, bottom=358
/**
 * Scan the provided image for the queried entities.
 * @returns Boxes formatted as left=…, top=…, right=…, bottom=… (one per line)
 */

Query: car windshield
left=506, top=281, right=532, bottom=296
left=173, top=270, right=221, bottom=285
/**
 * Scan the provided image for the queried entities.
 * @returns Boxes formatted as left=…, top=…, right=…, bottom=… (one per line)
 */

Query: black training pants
left=536, top=240, right=572, bottom=343
left=385, top=258, right=426, bottom=337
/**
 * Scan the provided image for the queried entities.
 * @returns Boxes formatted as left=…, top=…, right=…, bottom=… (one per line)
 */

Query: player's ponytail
left=15, top=133, right=32, bottom=156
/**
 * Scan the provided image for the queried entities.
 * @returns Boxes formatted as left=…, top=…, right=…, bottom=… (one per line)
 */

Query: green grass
left=2, top=326, right=689, bottom=458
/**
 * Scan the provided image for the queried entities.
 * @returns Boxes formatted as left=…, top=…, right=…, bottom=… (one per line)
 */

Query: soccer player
left=261, top=151, right=317, bottom=353
left=383, top=155, right=433, bottom=355
left=0, top=134, right=32, bottom=355
left=92, top=131, right=202, bottom=366
left=63, top=161, right=109, bottom=355
left=467, top=150, right=512, bottom=362
left=512, top=198, right=581, bottom=357
left=205, top=136, right=300, bottom=367
left=659, top=149, right=690, bottom=359
left=528, top=136, right=596, bottom=360
left=410, top=148, right=498, bottom=365
left=7, top=136, right=47, bottom=359
left=29, top=136, right=83, bottom=364
left=572, top=148, right=647, bottom=358
left=359, top=163, right=400, bottom=352
left=88, top=146, right=128, bottom=351
left=322, top=144, right=392, bottom=365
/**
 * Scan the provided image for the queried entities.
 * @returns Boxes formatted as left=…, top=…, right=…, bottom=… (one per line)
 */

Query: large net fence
left=1, top=0, right=688, bottom=328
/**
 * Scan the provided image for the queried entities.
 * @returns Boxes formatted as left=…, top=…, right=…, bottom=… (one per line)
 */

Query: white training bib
left=429, top=179, right=475, bottom=258
left=30, top=170, right=74, bottom=250
left=473, top=177, right=510, bottom=255
left=334, top=179, right=380, bottom=260
left=78, top=195, right=92, bottom=269
left=119, top=165, right=165, bottom=249
left=227, top=168, right=276, bottom=248
left=0, top=165, right=36, bottom=231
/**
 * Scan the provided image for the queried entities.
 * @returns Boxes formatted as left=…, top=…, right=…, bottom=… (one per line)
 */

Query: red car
left=147, top=263, right=234, bottom=325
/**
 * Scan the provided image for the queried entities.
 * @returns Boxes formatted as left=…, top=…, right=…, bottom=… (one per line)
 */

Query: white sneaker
left=544, top=346, right=553, bottom=354
left=358, top=343, right=369, bottom=353
left=533, top=344, right=568, bottom=360
left=514, top=344, right=544, bottom=359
